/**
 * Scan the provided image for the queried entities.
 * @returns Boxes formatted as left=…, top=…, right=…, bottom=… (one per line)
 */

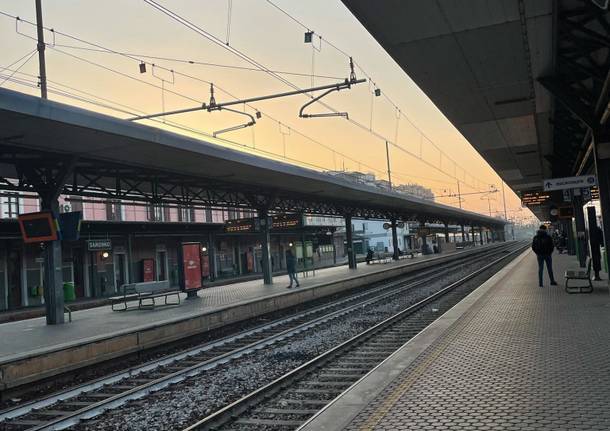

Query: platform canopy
left=0, top=88, right=504, bottom=228
left=342, top=0, right=610, bottom=220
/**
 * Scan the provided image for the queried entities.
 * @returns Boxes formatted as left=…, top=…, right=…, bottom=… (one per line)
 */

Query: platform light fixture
left=139, top=62, right=147, bottom=74
left=374, top=88, right=381, bottom=97
left=304, top=31, right=313, bottom=43
left=201, top=246, right=207, bottom=252
left=101, top=251, right=110, bottom=259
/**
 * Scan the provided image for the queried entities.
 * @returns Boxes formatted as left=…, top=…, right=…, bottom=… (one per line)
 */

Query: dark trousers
left=536, top=254, right=555, bottom=285
left=591, top=243, right=602, bottom=277
left=288, top=270, right=299, bottom=286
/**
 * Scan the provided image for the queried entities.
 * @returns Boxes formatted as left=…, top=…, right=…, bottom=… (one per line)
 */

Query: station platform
left=300, top=250, right=610, bottom=431
left=0, top=243, right=503, bottom=391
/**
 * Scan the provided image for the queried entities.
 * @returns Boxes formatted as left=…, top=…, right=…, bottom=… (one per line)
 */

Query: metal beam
left=539, top=76, right=596, bottom=130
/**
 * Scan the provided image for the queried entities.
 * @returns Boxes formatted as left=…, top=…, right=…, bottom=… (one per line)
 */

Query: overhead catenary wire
left=0, top=48, right=37, bottom=87
left=1, top=68, right=450, bottom=203
left=1, top=9, right=488, bottom=194
left=263, top=0, right=490, bottom=192
left=144, top=0, right=490, bottom=192
left=0, top=9, right=467, bottom=200
left=0, top=11, right=393, bottom=180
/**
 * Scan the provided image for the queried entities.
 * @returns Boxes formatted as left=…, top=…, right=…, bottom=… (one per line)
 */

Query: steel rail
left=0, top=246, right=500, bottom=424
left=183, top=243, right=527, bottom=431
left=0, top=243, right=514, bottom=430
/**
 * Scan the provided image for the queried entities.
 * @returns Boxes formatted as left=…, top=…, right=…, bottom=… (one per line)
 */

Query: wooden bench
left=565, top=259, right=593, bottom=294
left=110, top=280, right=181, bottom=311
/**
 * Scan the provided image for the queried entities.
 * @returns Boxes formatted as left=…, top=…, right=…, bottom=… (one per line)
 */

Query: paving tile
left=344, top=252, right=610, bottom=430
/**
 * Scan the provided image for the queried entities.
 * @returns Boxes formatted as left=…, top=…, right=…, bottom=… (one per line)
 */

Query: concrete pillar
left=259, top=209, right=273, bottom=284
left=391, top=218, right=399, bottom=260
left=573, top=195, right=587, bottom=268
left=345, top=214, right=356, bottom=269
left=41, top=198, right=64, bottom=325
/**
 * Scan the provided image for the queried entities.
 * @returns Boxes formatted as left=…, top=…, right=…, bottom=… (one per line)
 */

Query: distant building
left=393, top=183, right=435, bottom=200
left=325, top=170, right=435, bottom=200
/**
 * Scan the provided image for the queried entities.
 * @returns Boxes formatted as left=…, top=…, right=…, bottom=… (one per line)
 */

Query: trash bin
left=63, top=282, right=76, bottom=302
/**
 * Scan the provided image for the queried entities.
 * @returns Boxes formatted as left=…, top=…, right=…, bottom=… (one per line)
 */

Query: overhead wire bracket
left=299, top=57, right=361, bottom=119
left=126, top=57, right=365, bottom=123
left=213, top=107, right=257, bottom=137
left=299, top=86, right=349, bottom=119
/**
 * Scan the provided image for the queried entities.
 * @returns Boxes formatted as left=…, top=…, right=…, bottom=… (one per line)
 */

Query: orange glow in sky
left=0, top=0, right=535, bottom=223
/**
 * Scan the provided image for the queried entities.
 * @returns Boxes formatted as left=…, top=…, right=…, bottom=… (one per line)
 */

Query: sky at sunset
left=0, top=0, right=536, bottom=224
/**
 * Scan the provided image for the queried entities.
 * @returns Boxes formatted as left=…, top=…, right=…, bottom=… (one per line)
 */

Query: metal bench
left=372, top=252, right=393, bottom=264
left=565, top=259, right=593, bottom=294
left=110, top=280, right=181, bottom=311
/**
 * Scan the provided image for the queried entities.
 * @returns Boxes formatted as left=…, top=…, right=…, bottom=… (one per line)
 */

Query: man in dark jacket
left=285, top=249, right=299, bottom=289
left=532, top=225, right=557, bottom=287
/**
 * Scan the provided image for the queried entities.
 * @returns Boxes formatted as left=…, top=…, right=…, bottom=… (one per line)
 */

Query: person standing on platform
left=286, top=249, right=299, bottom=289
left=590, top=225, right=604, bottom=281
left=532, top=225, right=557, bottom=287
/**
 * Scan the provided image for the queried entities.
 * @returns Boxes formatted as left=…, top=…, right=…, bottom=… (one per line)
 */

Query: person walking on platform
left=286, top=249, right=299, bottom=289
left=532, top=225, right=557, bottom=287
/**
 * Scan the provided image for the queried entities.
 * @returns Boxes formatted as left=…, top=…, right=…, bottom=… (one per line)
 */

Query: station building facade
left=0, top=194, right=350, bottom=311
left=0, top=191, right=487, bottom=311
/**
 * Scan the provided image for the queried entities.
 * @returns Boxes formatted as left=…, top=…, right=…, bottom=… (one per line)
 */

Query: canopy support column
left=593, top=132, right=610, bottom=279
left=259, top=208, right=273, bottom=284
left=23, top=158, right=75, bottom=324
left=345, top=213, right=356, bottom=269
left=573, top=195, right=587, bottom=268
left=391, top=218, right=399, bottom=261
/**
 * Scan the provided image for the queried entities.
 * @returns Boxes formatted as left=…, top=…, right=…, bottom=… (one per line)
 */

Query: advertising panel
left=181, top=243, right=202, bottom=291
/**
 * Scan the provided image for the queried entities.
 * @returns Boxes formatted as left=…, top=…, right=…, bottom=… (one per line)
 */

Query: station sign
left=592, top=186, right=599, bottom=200
left=87, top=239, right=112, bottom=251
left=543, top=175, right=596, bottom=191
left=224, top=218, right=257, bottom=233
left=520, top=191, right=550, bottom=206
left=224, top=214, right=304, bottom=233
left=273, top=214, right=303, bottom=229
left=18, top=212, right=59, bottom=244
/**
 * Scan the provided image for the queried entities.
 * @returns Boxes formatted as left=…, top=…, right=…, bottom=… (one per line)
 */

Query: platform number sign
left=543, top=175, right=596, bottom=192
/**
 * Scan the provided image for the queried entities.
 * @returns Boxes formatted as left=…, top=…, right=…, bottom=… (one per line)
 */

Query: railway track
left=183, top=243, right=527, bottom=431
left=0, top=243, right=520, bottom=430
